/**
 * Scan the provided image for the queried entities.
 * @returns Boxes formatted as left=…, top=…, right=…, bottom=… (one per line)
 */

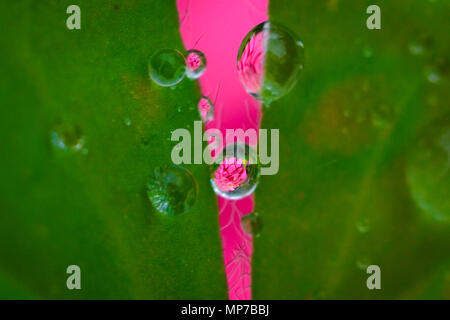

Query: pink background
left=176, top=0, right=268, bottom=299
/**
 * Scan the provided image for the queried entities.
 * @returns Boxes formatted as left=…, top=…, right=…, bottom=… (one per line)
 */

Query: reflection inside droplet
left=147, top=165, right=198, bottom=216
left=185, top=50, right=207, bottom=79
left=210, top=143, right=260, bottom=200
left=148, top=49, right=186, bottom=87
left=237, top=21, right=304, bottom=105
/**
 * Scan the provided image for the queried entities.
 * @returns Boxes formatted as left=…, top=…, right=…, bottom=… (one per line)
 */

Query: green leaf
left=253, top=0, right=450, bottom=299
left=0, top=0, right=226, bottom=299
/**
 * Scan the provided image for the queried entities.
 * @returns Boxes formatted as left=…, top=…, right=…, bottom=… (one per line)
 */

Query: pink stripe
left=176, top=0, right=267, bottom=299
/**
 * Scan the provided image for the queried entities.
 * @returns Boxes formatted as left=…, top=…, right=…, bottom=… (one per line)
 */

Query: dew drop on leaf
left=242, top=212, right=263, bottom=237
left=50, top=122, right=86, bottom=154
left=123, top=117, right=132, bottom=126
left=147, top=165, right=198, bottom=216
left=185, top=49, right=207, bottom=79
left=237, top=21, right=304, bottom=105
left=148, top=49, right=186, bottom=87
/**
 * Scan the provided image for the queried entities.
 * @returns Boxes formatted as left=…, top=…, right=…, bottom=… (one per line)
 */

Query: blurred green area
left=0, top=0, right=226, bottom=299
left=253, top=0, right=450, bottom=299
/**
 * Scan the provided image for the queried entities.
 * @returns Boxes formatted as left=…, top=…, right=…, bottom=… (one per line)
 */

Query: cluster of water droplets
left=237, top=21, right=304, bottom=105
left=148, top=48, right=207, bottom=87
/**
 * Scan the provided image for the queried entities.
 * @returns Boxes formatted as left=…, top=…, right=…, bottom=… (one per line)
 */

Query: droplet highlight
left=237, top=21, right=304, bottom=105
left=185, top=49, right=206, bottom=79
left=210, top=143, right=260, bottom=200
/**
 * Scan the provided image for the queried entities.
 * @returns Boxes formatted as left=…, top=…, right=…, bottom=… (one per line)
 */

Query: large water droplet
left=50, top=123, right=86, bottom=154
left=185, top=50, right=206, bottom=79
left=237, top=21, right=304, bottom=105
left=198, top=96, right=214, bottom=123
left=148, top=49, right=186, bottom=87
left=147, top=165, right=198, bottom=216
left=210, top=143, right=260, bottom=200
left=242, top=212, right=262, bottom=237
left=406, top=117, right=450, bottom=222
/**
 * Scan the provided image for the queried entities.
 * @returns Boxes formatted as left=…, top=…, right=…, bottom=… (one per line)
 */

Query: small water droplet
left=409, top=42, right=424, bottom=56
left=141, top=137, right=150, bottom=147
left=147, top=165, right=198, bottom=216
left=198, top=96, right=214, bottom=123
left=148, top=49, right=186, bottom=87
left=237, top=21, right=304, bottom=105
left=210, top=143, right=260, bottom=200
left=50, top=123, right=86, bottom=154
left=242, top=212, right=262, bottom=237
left=356, top=218, right=370, bottom=234
left=124, top=117, right=132, bottom=126
left=185, top=50, right=207, bottom=79
left=425, top=68, right=441, bottom=84
left=363, top=46, right=373, bottom=58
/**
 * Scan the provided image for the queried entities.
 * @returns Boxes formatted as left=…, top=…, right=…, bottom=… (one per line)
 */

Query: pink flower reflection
left=214, top=157, right=248, bottom=192
left=237, top=31, right=264, bottom=95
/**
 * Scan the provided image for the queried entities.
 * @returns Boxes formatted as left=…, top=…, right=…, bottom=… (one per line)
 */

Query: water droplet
left=409, top=42, right=424, bottom=56
left=363, top=46, right=373, bottom=58
left=124, top=117, right=132, bottom=126
left=141, top=136, right=150, bottom=147
left=425, top=68, right=441, bottom=84
left=147, top=165, right=198, bottom=216
left=148, top=49, right=186, bottom=87
left=50, top=123, right=86, bottom=153
left=237, top=21, right=304, bottom=105
left=198, top=96, right=214, bottom=123
left=210, top=143, right=260, bottom=200
left=185, top=50, right=206, bottom=79
left=242, top=212, right=262, bottom=237
left=356, top=257, right=371, bottom=270
left=356, top=218, right=371, bottom=234
left=406, top=117, right=450, bottom=222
